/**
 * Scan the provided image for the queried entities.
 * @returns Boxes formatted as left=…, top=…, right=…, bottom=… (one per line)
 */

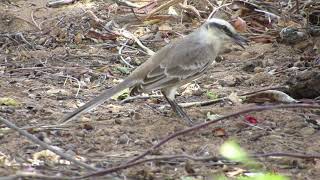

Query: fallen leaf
left=105, top=104, right=123, bottom=113
left=111, top=88, right=129, bottom=100
left=244, top=90, right=299, bottom=103
left=233, top=17, right=247, bottom=32
left=0, top=98, right=20, bottom=107
left=226, top=167, right=246, bottom=177
left=46, top=88, right=70, bottom=96
left=228, top=92, right=242, bottom=105
left=32, top=150, right=60, bottom=164
left=206, top=91, right=219, bottom=100
left=212, top=127, right=227, bottom=137
left=116, top=66, right=130, bottom=74
left=207, top=112, right=221, bottom=121
left=159, top=23, right=173, bottom=31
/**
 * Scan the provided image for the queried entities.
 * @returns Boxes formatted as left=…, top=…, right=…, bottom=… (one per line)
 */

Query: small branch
left=118, top=39, right=135, bottom=68
left=0, top=172, right=71, bottom=180
left=252, top=152, right=320, bottom=159
left=79, top=154, right=227, bottom=179
left=119, top=29, right=155, bottom=56
left=0, top=116, right=98, bottom=171
left=121, top=95, right=226, bottom=108
left=62, top=74, right=81, bottom=97
left=179, top=98, right=228, bottom=108
left=79, top=103, right=320, bottom=178
left=120, top=95, right=163, bottom=104
left=207, top=3, right=232, bottom=20
left=146, top=0, right=184, bottom=19
left=31, top=10, right=41, bottom=31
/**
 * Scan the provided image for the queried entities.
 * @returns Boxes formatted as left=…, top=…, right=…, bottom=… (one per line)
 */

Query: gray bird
left=61, top=18, right=248, bottom=125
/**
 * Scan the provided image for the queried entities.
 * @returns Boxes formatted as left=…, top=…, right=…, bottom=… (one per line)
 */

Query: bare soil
left=0, top=0, right=319, bottom=179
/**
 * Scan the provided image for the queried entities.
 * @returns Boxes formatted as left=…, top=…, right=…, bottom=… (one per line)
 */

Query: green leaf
left=206, top=91, right=218, bottom=100
left=0, top=97, right=20, bottom=107
left=116, top=66, right=130, bottom=74
left=238, top=173, right=289, bottom=180
left=111, top=88, right=130, bottom=100
left=220, top=140, right=249, bottom=163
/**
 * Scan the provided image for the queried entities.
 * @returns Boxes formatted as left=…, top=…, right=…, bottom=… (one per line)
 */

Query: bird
left=61, top=18, right=248, bottom=125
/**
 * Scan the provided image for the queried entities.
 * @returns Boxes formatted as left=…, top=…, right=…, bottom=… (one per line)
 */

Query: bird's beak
left=232, top=34, right=249, bottom=49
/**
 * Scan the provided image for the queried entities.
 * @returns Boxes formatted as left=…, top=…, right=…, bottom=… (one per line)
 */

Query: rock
left=240, top=51, right=251, bottom=59
left=254, top=67, right=264, bottom=73
left=218, top=75, right=238, bottom=87
left=286, top=69, right=320, bottom=98
left=245, top=72, right=272, bottom=86
left=242, top=61, right=263, bottom=73
left=300, top=127, right=315, bottom=137
left=118, top=134, right=130, bottom=144
left=293, top=61, right=304, bottom=67
left=262, top=58, right=275, bottom=67
left=0, top=106, right=15, bottom=114
left=46, top=88, right=70, bottom=97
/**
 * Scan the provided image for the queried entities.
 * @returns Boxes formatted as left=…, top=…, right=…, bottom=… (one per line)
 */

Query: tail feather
left=60, top=78, right=137, bottom=124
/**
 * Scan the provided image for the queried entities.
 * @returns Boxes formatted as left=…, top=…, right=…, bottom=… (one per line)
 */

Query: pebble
left=118, top=134, right=130, bottom=144
left=300, top=127, right=316, bottom=137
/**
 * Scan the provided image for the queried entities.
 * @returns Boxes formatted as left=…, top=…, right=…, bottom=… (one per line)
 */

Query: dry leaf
left=159, top=23, right=173, bottom=31
left=212, top=128, right=227, bottom=137
left=244, top=90, right=299, bottom=103
left=233, top=17, right=247, bottom=32
left=226, top=167, right=246, bottom=177
left=32, top=150, right=60, bottom=164
left=105, top=104, right=123, bottom=113
left=228, top=92, right=242, bottom=105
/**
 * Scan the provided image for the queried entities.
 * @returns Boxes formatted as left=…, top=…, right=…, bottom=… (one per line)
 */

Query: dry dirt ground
left=0, top=0, right=320, bottom=179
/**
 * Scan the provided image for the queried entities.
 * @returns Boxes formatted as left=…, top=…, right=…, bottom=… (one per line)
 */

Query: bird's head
left=204, top=18, right=248, bottom=49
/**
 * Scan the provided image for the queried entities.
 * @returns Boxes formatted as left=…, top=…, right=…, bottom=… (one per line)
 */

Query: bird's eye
left=221, top=25, right=233, bottom=36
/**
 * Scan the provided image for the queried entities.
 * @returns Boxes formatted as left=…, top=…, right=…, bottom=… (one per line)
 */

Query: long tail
left=60, top=78, right=137, bottom=124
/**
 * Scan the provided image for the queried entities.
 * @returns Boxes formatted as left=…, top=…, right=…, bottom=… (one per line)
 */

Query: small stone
left=300, top=127, right=315, bottom=136
left=118, top=134, right=130, bottom=144
left=262, top=58, right=275, bottom=67
left=132, top=112, right=142, bottom=120
left=242, top=61, right=263, bottom=73
left=114, top=119, right=122, bottom=124
left=218, top=75, right=237, bottom=87
left=293, top=61, right=303, bottom=67
left=0, top=107, right=15, bottom=114
left=240, top=51, right=251, bottom=59
left=254, top=67, right=264, bottom=73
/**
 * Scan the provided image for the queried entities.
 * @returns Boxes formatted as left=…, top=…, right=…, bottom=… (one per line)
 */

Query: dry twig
left=0, top=116, right=98, bottom=171
left=146, top=0, right=184, bottom=19
left=118, top=39, right=135, bottom=68
left=79, top=103, right=320, bottom=178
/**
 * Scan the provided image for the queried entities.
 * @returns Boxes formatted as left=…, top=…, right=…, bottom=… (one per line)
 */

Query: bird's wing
left=132, top=39, right=215, bottom=93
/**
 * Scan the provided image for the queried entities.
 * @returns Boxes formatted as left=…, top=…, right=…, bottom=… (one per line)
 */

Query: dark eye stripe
left=208, top=22, right=233, bottom=37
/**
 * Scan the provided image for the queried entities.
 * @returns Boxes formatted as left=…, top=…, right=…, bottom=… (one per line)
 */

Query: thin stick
left=31, top=10, right=41, bottom=31
left=207, top=3, right=232, bottom=20
left=118, top=40, right=135, bottom=68
left=252, top=152, right=320, bottom=159
left=63, top=74, right=81, bottom=97
left=120, top=95, right=163, bottom=104
left=119, top=29, right=155, bottom=56
left=79, top=104, right=320, bottom=178
left=146, top=0, right=184, bottom=19
left=179, top=98, right=227, bottom=108
left=0, top=116, right=98, bottom=171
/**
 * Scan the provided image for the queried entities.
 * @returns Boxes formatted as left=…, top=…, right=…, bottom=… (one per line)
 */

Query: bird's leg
left=161, top=91, right=193, bottom=125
